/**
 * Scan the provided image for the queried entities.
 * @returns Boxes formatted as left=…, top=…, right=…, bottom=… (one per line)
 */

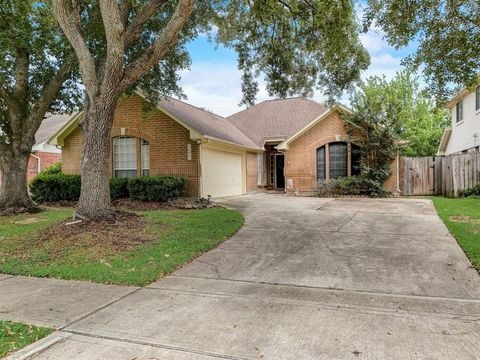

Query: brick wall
left=246, top=152, right=258, bottom=192
left=27, top=152, right=62, bottom=182
left=61, top=96, right=201, bottom=196
left=285, top=111, right=398, bottom=194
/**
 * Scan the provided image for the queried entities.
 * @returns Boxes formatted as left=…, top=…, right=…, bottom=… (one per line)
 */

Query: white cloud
left=179, top=62, right=279, bottom=116
left=359, top=31, right=386, bottom=53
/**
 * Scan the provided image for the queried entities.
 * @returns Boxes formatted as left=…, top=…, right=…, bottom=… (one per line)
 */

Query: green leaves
left=347, top=71, right=450, bottom=183
left=215, top=0, right=369, bottom=105
left=364, top=0, right=480, bottom=101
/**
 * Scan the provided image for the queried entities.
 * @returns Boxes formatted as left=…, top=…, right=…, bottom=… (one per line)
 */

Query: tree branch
left=52, top=0, right=97, bottom=101
left=13, top=48, right=29, bottom=105
left=120, top=0, right=133, bottom=27
left=124, top=0, right=167, bottom=50
left=98, top=1, right=125, bottom=93
left=0, top=87, right=17, bottom=111
left=121, top=0, right=196, bottom=91
left=27, top=60, right=73, bottom=141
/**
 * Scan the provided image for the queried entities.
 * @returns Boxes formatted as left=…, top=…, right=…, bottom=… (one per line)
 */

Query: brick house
left=26, top=114, right=71, bottom=181
left=49, top=94, right=400, bottom=198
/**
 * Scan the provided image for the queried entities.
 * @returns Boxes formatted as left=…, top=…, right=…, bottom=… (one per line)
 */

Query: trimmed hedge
left=110, top=178, right=129, bottom=201
left=30, top=174, right=187, bottom=203
left=30, top=174, right=81, bottom=203
left=128, top=176, right=187, bottom=202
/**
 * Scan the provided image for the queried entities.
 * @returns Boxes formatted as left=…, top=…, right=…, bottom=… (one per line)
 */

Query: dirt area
left=111, top=198, right=214, bottom=211
left=449, top=215, right=480, bottom=224
left=19, top=211, right=159, bottom=261
left=42, top=198, right=215, bottom=211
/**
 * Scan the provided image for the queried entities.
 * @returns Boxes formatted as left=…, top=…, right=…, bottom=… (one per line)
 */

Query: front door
left=275, top=154, right=285, bottom=189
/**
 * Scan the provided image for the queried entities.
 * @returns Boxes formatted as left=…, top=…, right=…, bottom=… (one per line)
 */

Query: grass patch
left=0, top=207, right=243, bottom=286
left=431, top=197, right=480, bottom=271
left=0, top=320, right=52, bottom=358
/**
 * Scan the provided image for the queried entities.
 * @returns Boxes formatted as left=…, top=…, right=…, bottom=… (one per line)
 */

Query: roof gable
left=226, top=97, right=327, bottom=146
left=35, top=114, right=72, bottom=146
left=276, top=105, right=352, bottom=150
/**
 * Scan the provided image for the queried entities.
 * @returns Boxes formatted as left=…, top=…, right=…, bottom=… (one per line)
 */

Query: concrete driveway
left=5, top=195, right=480, bottom=359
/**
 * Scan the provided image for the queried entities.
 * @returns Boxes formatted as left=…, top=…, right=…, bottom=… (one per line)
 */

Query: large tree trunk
left=75, top=101, right=116, bottom=219
left=0, top=149, right=37, bottom=213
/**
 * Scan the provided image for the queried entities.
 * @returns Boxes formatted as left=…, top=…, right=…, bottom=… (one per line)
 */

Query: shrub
left=30, top=174, right=187, bottom=203
left=40, top=162, right=62, bottom=175
left=110, top=178, right=129, bottom=201
left=127, top=176, right=187, bottom=202
left=30, top=173, right=81, bottom=202
left=459, top=184, right=480, bottom=197
left=316, top=176, right=390, bottom=198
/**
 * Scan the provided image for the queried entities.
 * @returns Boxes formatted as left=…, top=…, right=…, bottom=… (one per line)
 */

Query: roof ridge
left=163, top=95, right=226, bottom=120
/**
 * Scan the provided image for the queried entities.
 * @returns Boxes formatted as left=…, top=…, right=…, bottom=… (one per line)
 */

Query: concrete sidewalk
left=2, top=195, right=480, bottom=359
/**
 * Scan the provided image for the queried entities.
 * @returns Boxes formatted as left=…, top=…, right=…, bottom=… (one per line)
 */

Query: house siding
left=445, top=89, right=480, bottom=155
left=61, top=96, right=201, bottom=196
left=284, top=111, right=399, bottom=194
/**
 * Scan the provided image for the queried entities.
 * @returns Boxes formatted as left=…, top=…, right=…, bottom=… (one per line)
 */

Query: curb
left=5, top=331, right=72, bottom=360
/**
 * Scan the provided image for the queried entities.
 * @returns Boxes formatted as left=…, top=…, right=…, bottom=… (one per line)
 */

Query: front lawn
left=0, top=207, right=243, bottom=286
left=431, top=197, right=480, bottom=271
left=0, top=320, right=52, bottom=358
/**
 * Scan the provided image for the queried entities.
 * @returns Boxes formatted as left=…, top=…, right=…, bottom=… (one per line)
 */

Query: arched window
left=317, top=142, right=361, bottom=181
left=141, top=139, right=150, bottom=176
left=113, top=136, right=137, bottom=178
left=317, top=146, right=326, bottom=181
left=329, top=142, right=348, bottom=179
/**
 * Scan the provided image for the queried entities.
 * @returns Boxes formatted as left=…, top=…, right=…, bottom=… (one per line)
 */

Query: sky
left=179, top=7, right=418, bottom=117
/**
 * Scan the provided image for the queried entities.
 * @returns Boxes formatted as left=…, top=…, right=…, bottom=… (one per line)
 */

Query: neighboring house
left=49, top=94, right=400, bottom=198
left=437, top=86, right=480, bottom=155
left=27, top=114, right=71, bottom=181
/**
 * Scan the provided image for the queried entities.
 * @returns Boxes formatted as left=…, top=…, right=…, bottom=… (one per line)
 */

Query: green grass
left=0, top=207, right=243, bottom=286
left=431, top=197, right=480, bottom=271
left=0, top=320, right=52, bottom=358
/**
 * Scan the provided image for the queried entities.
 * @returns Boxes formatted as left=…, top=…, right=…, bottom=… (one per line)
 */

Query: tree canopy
left=364, top=0, right=480, bottom=101
left=0, top=1, right=80, bottom=212
left=53, top=0, right=370, bottom=106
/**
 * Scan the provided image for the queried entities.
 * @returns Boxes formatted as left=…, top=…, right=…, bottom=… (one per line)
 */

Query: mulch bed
left=22, top=211, right=158, bottom=260
left=42, top=198, right=213, bottom=211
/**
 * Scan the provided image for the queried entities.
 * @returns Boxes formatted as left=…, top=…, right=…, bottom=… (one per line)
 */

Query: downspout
left=31, top=153, right=41, bottom=175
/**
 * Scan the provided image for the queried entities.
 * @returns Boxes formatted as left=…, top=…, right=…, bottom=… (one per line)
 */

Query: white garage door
left=202, top=148, right=243, bottom=197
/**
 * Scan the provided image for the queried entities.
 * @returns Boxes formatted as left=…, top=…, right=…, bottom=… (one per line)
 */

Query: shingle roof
left=157, top=96, right=260, bottom=149
left=226, top=97, right=327, bottom=146
left=35, top=114, right=72, bottom=146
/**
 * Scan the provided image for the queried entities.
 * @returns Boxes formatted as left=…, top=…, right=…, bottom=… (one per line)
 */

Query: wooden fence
left=403, top=153, right=480, bottom=197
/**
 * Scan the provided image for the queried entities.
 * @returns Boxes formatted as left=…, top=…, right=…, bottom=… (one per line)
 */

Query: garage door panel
left=202, top=148, right=243, bottom=197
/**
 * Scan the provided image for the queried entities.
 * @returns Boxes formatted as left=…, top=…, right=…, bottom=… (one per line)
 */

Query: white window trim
left=113, top=136, right=137, bottom=178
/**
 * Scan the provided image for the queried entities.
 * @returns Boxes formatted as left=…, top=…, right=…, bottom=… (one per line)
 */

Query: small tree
left=346, top=77, right=400, bottom=184
left=348, top=72, right=449, bottom=159
left=0, top=1, right=80, bottom=214
left=52, top=0, right=370, bottom=219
